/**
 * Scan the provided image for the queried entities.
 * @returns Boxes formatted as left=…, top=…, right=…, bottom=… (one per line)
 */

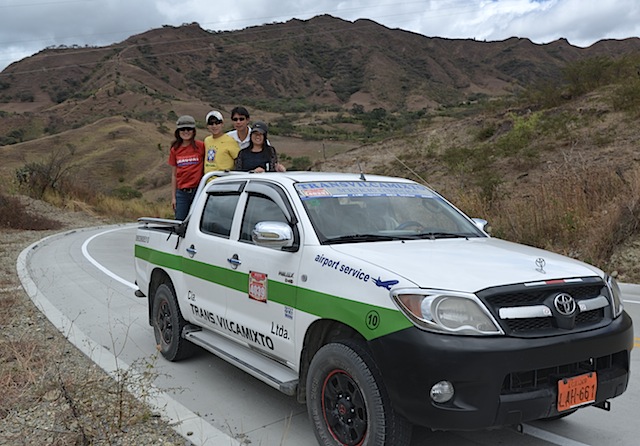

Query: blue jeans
left=175, top=188, right=196, bottom=220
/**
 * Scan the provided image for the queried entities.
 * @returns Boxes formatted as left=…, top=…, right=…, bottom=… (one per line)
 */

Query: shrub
left=290, top=156, right=312, bottom=171
left=495, top=112, right=541, bottom=155
left=563, top=56, right=614, bottom=96
left=0, top=193, right=62, bottom=230
left=15, top=147, right=76, bottom=198
left=611, top=78, right=640, bottom=113
left=112, top=185, right=143, bottom=200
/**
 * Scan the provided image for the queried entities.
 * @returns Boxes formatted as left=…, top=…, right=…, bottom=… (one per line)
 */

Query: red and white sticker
left=249, top=271, right=268, bottom=302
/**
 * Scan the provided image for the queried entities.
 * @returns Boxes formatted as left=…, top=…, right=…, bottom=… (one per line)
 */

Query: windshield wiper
left=324, top=234, right=409, bottom=244
left=412, top=232, right=470, bottom=240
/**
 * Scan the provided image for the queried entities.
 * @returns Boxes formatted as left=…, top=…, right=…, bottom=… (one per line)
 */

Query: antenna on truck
left=357, top=161, right=367, bottom=181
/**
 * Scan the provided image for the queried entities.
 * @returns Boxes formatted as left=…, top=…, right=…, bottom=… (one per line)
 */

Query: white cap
left=206, top=110, right=224, bottom=123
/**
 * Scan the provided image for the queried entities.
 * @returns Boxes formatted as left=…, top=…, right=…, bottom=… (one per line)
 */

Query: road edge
left=16, top=224, right=241, bottom=446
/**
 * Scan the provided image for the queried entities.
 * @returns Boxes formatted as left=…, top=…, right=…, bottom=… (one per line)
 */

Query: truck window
left=200, top=194, right=240, bottom=238
left=240, top=194, right=288, bottom=243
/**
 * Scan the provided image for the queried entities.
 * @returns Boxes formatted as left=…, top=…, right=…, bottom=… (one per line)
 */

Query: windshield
left=295, top=181, right=486, bottom=244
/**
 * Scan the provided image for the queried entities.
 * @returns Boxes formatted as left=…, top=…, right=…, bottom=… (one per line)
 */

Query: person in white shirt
left=226, top=106, right=251, bottom=149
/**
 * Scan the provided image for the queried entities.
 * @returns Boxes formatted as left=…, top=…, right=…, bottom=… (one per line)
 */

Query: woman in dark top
left=234, top=121, right=286, bottom=172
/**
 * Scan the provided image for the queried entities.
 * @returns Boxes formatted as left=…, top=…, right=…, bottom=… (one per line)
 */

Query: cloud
left=0, top=0, right=638, bottom=72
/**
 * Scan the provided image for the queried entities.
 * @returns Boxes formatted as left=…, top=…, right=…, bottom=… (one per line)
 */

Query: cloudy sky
left=1, top=0, right=639, bottom=72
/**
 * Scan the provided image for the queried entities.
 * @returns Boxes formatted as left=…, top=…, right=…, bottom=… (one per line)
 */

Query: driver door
left=225, top=181, right=302, bottom=367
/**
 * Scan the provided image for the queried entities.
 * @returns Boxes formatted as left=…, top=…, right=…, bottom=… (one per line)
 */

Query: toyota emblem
left=554, top=293, right=576, bottom=316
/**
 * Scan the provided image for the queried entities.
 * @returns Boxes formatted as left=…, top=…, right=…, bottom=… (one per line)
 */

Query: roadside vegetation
left=358, top=53, right=640, bottom=275
left=0, top=194, right=188, bottom=444
left=0, top=193, right=62, bottom=230
left=11, top=146, right=173, bottom=221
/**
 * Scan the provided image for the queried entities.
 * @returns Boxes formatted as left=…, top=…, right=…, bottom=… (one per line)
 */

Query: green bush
left=290, top=156, right=312, bottom=171
left=112, top=185, right=142, bottom=200
left=495, top=112, right=541, bottom=155
left=563, top=56, right=614, bottom=96
left=612, top=79, right=640, bottom=113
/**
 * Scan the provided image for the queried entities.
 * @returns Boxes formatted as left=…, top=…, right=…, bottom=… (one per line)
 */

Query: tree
left=16, top=146, right=77, bottom=198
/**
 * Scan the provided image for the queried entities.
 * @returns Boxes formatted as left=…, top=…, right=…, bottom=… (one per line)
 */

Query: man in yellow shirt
left=203, top=110, right=241, bottom=175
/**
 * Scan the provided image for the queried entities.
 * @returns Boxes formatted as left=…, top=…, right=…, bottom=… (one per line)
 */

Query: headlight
left=391, top=289, right=503, bottom=335
left=606, top=275, right=624, bottom=318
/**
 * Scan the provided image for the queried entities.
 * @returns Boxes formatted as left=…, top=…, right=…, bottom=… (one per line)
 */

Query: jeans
left=175, top=189, right=196, bottom=220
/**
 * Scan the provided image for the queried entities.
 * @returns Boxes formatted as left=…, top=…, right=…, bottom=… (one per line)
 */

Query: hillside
left=1, top=15, right=640, bottom=122
left=317, top=86, right=640, bottom=281
left=1, top=16, right=639, bottom=198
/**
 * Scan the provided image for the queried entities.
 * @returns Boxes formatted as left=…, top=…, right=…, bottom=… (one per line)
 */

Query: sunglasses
left=208, top=120, right=222, bottom=125
left=231, top=117, right=247, bottom=122
left=179, top=128, right=194, bottom=132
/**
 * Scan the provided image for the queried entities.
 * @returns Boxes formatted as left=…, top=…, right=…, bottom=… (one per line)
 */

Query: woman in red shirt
left=168, top=115, right=205, bottom=220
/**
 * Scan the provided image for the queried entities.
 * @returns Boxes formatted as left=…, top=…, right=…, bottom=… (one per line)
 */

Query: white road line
left=524, top=424, right=592, bottom=446
left=18, top=226, right=241, bottom=446
left=81, top=225, right=137, bottom=290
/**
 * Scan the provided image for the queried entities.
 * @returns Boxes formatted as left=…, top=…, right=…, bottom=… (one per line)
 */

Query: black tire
left=306, top=340, right=412, bottom=446
left=152, top=283, right=197, bottom=361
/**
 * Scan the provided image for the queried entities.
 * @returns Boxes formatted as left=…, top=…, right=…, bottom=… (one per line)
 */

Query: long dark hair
left=171, top=128, right=198, bottom=150
left=247, top=135, right=270, bottom=152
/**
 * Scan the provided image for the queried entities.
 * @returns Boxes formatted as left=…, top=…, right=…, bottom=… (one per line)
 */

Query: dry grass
left=0, top=194, right=188, bottom=445
left=43, top=191, right=173, bottom=221
left=0, top=193, right=63, bottom=230
left=92, top=195, right=173, bottom=220
left=449, top=162, right=640, bottom=271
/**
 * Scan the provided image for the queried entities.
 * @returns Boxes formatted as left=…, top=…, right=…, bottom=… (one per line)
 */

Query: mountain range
left=1, top=14, right=639, bottom=199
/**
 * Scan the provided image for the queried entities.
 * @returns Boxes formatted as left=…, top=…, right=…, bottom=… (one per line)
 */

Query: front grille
left=506, top=318, right=553, bottom=332
left=576, top=308, right=603, bottom=324
left=478, top=278, right=611, bottom=337
left=505, top=308, right=605, bottom=333
left=487, top=284, right=602, bottom=307
left=501, top=351, right=628, bottom=394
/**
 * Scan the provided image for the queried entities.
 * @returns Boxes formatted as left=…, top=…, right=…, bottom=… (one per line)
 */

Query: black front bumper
left=368, top=312, right=633, bottom=430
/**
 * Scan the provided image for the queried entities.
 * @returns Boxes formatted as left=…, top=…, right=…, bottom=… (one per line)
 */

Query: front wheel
left=306, top=340, right=411, bottom=446
left=152, top=283, right=197, bottom=361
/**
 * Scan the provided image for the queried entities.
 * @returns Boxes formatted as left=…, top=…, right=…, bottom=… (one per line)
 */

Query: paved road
left=18, top=224, right=640, bottom=446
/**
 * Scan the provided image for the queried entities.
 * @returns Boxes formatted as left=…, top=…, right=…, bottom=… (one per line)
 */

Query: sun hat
left=176, top=115, right=196, bottom=129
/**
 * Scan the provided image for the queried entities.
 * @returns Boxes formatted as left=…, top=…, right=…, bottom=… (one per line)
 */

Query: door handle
left=186, top=244, right=197, bottom=258
left=227, top=254, right=241, bottom=269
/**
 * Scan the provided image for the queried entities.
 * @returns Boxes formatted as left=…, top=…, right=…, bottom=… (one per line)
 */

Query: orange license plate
left=557, top=372, right=597, bottom=412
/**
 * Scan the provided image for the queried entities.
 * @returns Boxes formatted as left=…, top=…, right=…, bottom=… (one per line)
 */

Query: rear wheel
left=306, top=340, right=411, bottom=446
left=152, top=283, right=197, bottom=361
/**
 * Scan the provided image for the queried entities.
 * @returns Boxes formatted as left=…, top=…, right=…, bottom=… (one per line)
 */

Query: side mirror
left=252, top=221, right=293, bottom=249
left=472, top=218, right=490, bottom=233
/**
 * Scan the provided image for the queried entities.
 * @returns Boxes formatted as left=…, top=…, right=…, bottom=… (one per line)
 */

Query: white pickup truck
left=134, top=171, right=633, bottom=446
